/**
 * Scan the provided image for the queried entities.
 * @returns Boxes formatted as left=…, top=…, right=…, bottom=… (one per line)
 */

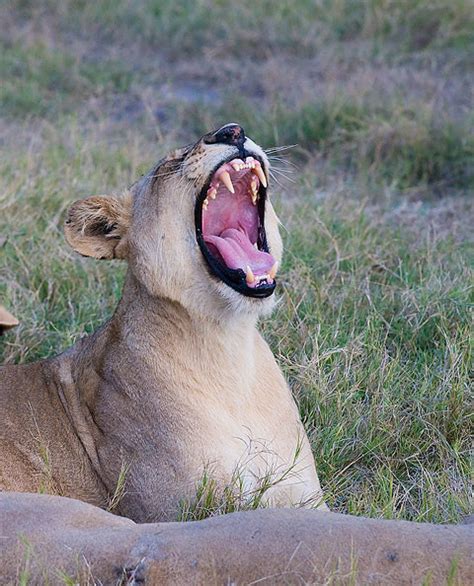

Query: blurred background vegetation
left=0, top=0, right=472, bottom=523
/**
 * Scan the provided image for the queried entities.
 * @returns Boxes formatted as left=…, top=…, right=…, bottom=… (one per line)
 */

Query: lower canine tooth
left=250, top=180, right=258, bottom=204
left=246, top=265, right=255, bottom=285
left=269, top=261, right=279, bottom=280
left=220, top=171, right=235, bottom=194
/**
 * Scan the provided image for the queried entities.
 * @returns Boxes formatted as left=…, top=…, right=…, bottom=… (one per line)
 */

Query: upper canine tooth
left=220, top=171, right=235, bottom=194
left=269, top=261, right=279, bottom=280
left=253, top=166, right=267, bottom=188
left=245, top=265, right=255, bottom=285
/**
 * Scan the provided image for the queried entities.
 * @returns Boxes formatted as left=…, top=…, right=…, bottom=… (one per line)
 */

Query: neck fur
left=106, top=271, right=258, bottom=392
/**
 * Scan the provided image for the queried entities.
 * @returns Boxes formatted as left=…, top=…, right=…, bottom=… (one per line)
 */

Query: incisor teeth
left=253, top=166, right=267, bottom=188
left=246, top=265, right=255, bottom=285
left=231, top=159, right=244, bottom=171
left=220, top=171, right=235, bottom=194
left=208, top=187, right=217, bottom=199
left=203, top=198, right=209, bottom=211
left=269, top=261, right=279, bottom=280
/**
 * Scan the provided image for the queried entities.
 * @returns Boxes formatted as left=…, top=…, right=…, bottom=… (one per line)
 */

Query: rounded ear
left=64, top=193, right=132, bottom=260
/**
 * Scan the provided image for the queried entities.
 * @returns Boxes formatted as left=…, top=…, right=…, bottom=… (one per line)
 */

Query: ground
left=0, top=0, right=472, bottom=523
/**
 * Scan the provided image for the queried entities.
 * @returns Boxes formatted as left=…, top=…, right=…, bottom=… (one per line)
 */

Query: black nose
left=205, top=124, right=246, bottom=146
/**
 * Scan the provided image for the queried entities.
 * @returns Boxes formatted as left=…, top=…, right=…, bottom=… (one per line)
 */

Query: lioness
left=0, top=124, right=325, bottom=522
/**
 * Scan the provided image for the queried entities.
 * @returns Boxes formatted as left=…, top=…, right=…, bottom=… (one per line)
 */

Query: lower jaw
left=200, top=250, right=276, bottom=298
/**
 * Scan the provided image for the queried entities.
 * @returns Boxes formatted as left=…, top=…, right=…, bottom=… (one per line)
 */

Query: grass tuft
left=177, top=440, right=324, bottom=521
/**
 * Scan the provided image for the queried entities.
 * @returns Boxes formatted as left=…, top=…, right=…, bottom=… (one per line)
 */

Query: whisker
left=269, top=169, right=285, bottom=188
left=269, top=165, right=295, bottom=175
left=270, top=168, right=296, bottom=183
left=264, top=144, right=298, bottom=154
left=269, top=169, right=298, bottom=186
left=267, top=156, right=299, bottom=170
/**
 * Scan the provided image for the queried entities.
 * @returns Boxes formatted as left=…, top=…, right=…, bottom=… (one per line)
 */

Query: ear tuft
left=64, top=193, right=132, bottom=260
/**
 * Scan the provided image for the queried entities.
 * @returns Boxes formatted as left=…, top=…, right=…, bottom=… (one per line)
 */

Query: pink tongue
left=205, top=228, right=275, bottom=275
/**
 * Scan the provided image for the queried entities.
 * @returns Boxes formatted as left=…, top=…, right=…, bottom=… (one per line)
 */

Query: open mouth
left=195, top=155, right=277, bottom=298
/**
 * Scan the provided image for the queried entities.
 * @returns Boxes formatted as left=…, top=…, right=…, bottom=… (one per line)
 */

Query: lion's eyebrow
left=149, top=164, right=183, bottom=180
left=146, top=161, right=186, bottom=191
left=150, top=169, right=180, bottom=178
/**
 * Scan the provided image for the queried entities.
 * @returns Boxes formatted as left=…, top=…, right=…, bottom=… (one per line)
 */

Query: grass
left=5, top=0, right=474, bottom=57
left=107, top=461, right=131, bottom=514
left=16, top=536, right=98, bottom=586
left=1, top=0, right=473, bottom=527
left=0, top=41, right=132, bottom=118
left=263, top=197, right=472, bottom=522
left=191, top=94, right=474, bottom=192
left=176, top=440, right=327, bottom=521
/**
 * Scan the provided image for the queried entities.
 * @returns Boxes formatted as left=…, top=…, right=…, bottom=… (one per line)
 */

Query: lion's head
left=65, top=124, right=283, bottom=318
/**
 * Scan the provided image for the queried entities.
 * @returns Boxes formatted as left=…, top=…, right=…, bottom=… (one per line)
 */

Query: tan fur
left=0, top=127, right=324, bottom=522
left=0, top=305, right=19, bottom=334
left=65, top=192, right=133, bottom=259
left=2, top=493, right=473, bottom=585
